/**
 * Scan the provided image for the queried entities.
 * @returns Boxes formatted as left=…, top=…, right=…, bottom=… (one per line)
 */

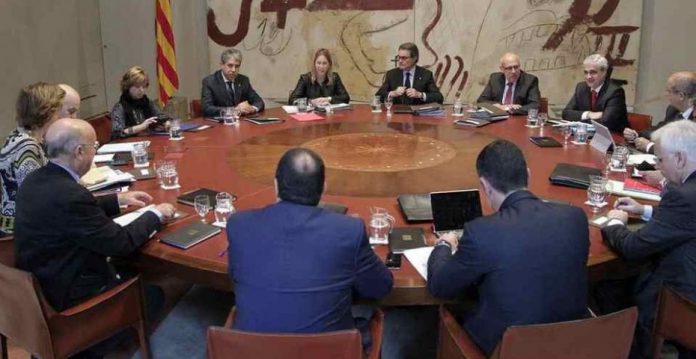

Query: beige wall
left=0, top=0, right=693, bottom=138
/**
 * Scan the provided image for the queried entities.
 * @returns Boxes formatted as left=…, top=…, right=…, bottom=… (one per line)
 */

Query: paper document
left=403, top=246, right=434, bottom=281
left=85, top=167, right=135, bottom=191
left=607, top=180, right=661, bottom=202
left=113, top=205, right=155, bottom=226
left=627, top=154, right=656, bottom=166
left=282, top=105, right=298, bottom=114
left=93, top=154, right=115, bottom=163
left=97, top=141, right=150, bottom=154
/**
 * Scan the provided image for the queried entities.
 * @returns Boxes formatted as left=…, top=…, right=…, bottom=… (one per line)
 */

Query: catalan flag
left=156, top=0, right=179, bottom=106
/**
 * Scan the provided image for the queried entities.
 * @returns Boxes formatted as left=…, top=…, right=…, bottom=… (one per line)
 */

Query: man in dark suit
left=226, top=148, right=393, bottom=347
left=624, top=71, right=696, bottom=153
left=201, top=48, right=265, bottom=118
left=427, top=140, right=589, bottom=355
left=14, top=118, right=176, bottom=311
left=562, top=54, right=628, bottom=132
left=477, top=52, right=540, bottom=115
left=375, top=42, right=443, bottom=105
left=602, top=119, right=696, bottom=358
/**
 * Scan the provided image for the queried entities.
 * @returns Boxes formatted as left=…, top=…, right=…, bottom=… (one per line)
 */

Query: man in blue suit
left=226, top=148, right=393, bottom=344
left=427, top=140, right=590, bottom=355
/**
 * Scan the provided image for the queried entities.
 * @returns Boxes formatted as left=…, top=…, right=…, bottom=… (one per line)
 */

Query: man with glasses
left=375, top=42, right=443, bottom=105
left=477, top=52, right=540, bottom=115
left=14, top=118, right=176, bottom=313
left=562, top=54, right=628, bottom=132
left=601, top=120, right=696, bottom=358
left=58, top=83, right=81, bottom=118
left=624, top=71, right=696, bottom=153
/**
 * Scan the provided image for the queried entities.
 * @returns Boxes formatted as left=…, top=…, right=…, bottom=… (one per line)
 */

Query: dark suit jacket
left=201, top=70, right=265, bottom=117
left=427, top=191, right=589, bottom=354
left=562, top=81, right=628, bottom=132
left=477, top=71, right=541, bottom=115
left=639, top=105, right=695, bottom=140
left=602, top=171, right=696, bottom=333
left=288, top=72, right=350, bottom=105
left=375, top=66, right=443, bottom=105
left=227, top=201, right=393, bottom=333
left=14, top=162, right=161, bottom=310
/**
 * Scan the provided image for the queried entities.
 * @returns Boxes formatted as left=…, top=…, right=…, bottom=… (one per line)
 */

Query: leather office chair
left=218, top=306, right=384, bottom=359
left=437, top=305, right=638, bottom=359
left=0, top=262, right=150, bottom=359
left=190, top=99, right=202, bottom=118
left=628, top=112, right=653, bottom=133
left=0, top=236, right=13, bottom=267
left=86, top=112, right=113, bottom=145
left=651, top=286, right=696, bottom=358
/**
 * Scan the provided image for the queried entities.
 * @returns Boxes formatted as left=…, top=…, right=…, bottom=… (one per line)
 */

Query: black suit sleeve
left=421, top=71, right=444, bottom=104
left=352, top=222, right=393, bottom=299
left=288, top=74, right=309, bottom=105
left=599, top=86, right=628, bottom=132
left=243, top=79, right=265, bottom=112
left=427, top=228, right=487, bottom=298
left=331, top=73, right=350, bottom=104
left=201, top=76, right=224, bottom=118
left=375, top=71, right=394, bottom=103
left=477, top=74, right=496, bottom=103
left=562, top=84, right=585, bottom=121
left=516, top=76, right=541, bottom=115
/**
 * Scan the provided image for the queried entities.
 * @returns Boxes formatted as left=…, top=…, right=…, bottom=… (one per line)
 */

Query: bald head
left=499, top=53, right=521, bottom=83
left=275, top=148, right=325, bottom=206
left=45, top=118, right=96, bottom=169
left=58, top=84, right=81, bottom=118
left=665, top=72, right=696, bottom=111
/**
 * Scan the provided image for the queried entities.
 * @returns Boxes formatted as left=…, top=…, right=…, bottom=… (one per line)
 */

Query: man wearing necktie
left=375, top=42, right=443, bottom=105
left=624, top=71, right=696, bottom=153
left=477, top=52, right=541, bottom=115
left=562, top=54, right=628, bottom=132
left=201, top=48, right=265, bottom=118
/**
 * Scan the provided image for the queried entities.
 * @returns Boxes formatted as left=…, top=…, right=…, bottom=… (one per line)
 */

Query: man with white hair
left=58, top=83, right=81, bottom=118
left=477, top=52, right=541, bottom=115
left=602, top=119, right=696, bottom=357
left=562, top=54, right=628, bottom=132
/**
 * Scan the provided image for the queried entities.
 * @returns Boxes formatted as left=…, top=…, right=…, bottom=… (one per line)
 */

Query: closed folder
left=388, top=227, right=426, bottom=254
left=548, top=163, right=602, bottom=189
left=160, top=222, right=221, bottom=249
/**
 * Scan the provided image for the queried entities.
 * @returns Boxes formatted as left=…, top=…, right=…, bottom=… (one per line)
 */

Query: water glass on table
left=562, top=125, right=572, bottom=146
left=537, top=112, right=548, bottom=127
left=169, top=118, right=183, bottom=140
left=214, top=192, right=236, bottom=225
left=586, top=175, right=609, bottom=213
left=526, top=108, right=539, bottom=127
left=384, top=96, right=393, bottom=116
left=158, top=161, right=179, bottom=190
left=194, top=195, right=211, bottom=223
left=575, top=123, right=589, bottom=144
left=452, top=98, right=464, bottom=117
left=371, top=96, right=382, bottom=113
left=131, top=142, right=149, bottom=168
left=611, top=145, right=630, bottom=172
left=368, top=207, right=394, bottom=244
left=293, top=98, right=308, bottom=113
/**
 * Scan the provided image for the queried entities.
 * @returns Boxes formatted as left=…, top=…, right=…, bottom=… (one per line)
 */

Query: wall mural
left=206, top=0, right=641, bottom=106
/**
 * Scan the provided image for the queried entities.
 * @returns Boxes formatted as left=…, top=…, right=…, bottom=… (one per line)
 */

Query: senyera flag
left=156, top=0, right=179, bottom=106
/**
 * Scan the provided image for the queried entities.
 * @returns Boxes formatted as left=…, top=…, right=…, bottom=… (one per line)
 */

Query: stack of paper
left=97, top=141, right=150, bottom=154
left=402, top=246, right=434, bottom=281
left=84, top=167, right=135, bottom=191
left=282, top=105, right=298, bottom=114
left=627, top=154, right=657, bottom=166
left=113, top=205, right=155, bottom=226
left=607, top=180, right=661, bottom=202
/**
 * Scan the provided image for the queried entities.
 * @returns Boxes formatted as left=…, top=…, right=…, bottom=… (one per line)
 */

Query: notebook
left=148, top=122, right=202, bottom=135
left=475, top=104, right=510, bottom=121
left=529, top=136, right=562, bottom=147
left=177, top=188, right=237, bottom=206
left=397, top=194, right=433, bottom=222
left=388, top=227, right=427, bottom=254
left=430, top=189, right=482, bottom=237
left=244, top=117, right=283, bottom=125
left=160, top=222, right=221, bottom=249
left=548, top=163, right=602, bottom=189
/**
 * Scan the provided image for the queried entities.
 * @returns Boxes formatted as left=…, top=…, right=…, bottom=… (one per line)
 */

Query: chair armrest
left=224, top=306, right=237, bottom=328
left=367, top=308, right=384, bottom=359
left=439, top=306, right=486, bottom=359
left=60, top=276, right=140, bottom=316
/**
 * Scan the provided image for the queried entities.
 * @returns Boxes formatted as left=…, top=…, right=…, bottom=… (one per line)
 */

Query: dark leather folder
left=160, top=222, right=221, bottom=249
left=549, top=163, right=602, bottom=189
left=388, top=227, right=426, bottom=254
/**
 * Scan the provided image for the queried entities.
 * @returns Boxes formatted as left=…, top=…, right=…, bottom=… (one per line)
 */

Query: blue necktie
left=404, top=72, right=411, bottom=88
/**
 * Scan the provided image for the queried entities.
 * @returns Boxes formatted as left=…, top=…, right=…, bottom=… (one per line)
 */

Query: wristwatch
left=435, top=239, right=452, bottom=249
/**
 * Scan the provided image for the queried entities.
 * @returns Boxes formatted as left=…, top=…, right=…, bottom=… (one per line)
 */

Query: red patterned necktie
left=591, top=90, right=598, bottom=111
left=503, top=82, right=513, bottom=105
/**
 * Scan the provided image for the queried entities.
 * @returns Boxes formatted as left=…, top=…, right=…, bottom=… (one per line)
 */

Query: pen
left=218, top=246, right=228, bottom=257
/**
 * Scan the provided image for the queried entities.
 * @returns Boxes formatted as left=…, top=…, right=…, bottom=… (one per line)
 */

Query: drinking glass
left=611, top=145, right=630, bottom=171
left=562, top=125, right=572, bottom=146
left=131, top=142, right=149, bottom=168
left=538, top=112, right=548, bottom=127
left=368, top=207, right=394, bottom=243
left=602, top=152, right=613, bottom=177
left=384, top=96, right=393, bottom=116
left=169, top=118, right=182, bottom=139
left=222, top=108, right=239, bottom=125
left=214, top=192, right=236, bottom=224
left=293, top=98, right=308, bottom=112
left=452, top=98, right=464, bottom=117
left=526, top=108, right=539, bottom=127
left=587, top=175, right=608, bottom=213
left=575, top=123, right=588, bottom=144
left=194, top=195, right=211, bottom=223
left=371, top=96, right=382, bottom=113
left=159, top=161, right=179, bottom=190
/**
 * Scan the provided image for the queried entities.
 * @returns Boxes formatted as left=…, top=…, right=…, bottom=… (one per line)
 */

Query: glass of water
left=384, top=96, right=393, bottom=116
left=538, top=112, right=548, bottom=127
left=214, top=192, right=236, bottom=224
left=526, top=108, right=539, bottom=127
left=611, top=145, right=630, bottom=171
left=169, top=118, right=182, bottom=140
left=223, top=108, right=239, bottom=126
left=159, top=162, right=179, bottom=190
left=452, top=97, right=464, bottom=117
left=587, top=175, right=608, bottom=213
left=575, top=123, right=588, bottom=144
left=131, top=142, right=149, bottom=168
left=194, top=195, right=211, bottom=223
left=562, top=125, right=572, bottom=146
left=371, top=96, right=382, bottom=113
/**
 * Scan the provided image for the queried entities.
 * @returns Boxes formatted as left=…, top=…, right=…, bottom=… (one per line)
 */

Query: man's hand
left=118, top=191, right=153, bottom=207
left=155, top=203, right=176, bottom=219
left=606, top=209, right=629, bottom=225
left=405, top=88, right=422, bottom=99
left=390, top=87, right=406, bottom=98
left=235, top=101, right=255, bottom=115
left=437, top=231, right=459, bottom=253
left=635, top=137, right=651, bottom=152
left=614, top=197, right=644, bottom=216
left=587, top=112, right=603, bottom=120
left=640, top=170, right=665, bottom=187
left=623, top=128, right=638, bottom=142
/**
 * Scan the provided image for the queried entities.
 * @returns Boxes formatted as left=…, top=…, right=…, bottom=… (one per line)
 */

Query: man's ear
left=479, top=176, right=492, bottom=197
left=273, top=178, right=279, bottom=197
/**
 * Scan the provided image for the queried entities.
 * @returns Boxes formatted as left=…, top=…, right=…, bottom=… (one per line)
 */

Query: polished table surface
left=124, top=105, right=647, bottom=306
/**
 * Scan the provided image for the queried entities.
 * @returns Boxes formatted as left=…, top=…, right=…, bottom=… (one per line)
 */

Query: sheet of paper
left=403, top=246, right=434, bottom=281
left=93, top=154, right=115, bottom=163
left=282, top=105, right=298, bottom=114
left=113, top=205, right=155, bottom=227
left=627, top=154, right=656, bottom=165
left=97, top=141, right=150, bottom=154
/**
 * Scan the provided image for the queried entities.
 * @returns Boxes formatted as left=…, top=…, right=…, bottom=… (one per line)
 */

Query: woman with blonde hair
left=289, top=48, right=350, bottom=107
left=0, top=82, right=65, bottom=235
left=111, top=66, right=164, bottom=139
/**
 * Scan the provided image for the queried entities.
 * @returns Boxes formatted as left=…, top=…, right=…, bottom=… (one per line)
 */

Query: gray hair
left=583, top=54, right=608, bottom=71
left=652, top=119, right=696, bottom=160
left=45, top=123, right=83, bottom=159
left=668, top=71, right=696, bottom=97
left=220, top=48, right=243, bottom=64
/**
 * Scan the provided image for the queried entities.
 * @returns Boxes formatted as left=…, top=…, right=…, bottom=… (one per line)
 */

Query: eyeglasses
left=583, top=70, right=601, bottom=75
left=502, top=65, right=520, bottom=71
left=396, top=55, right=411, bottom=61
left=80, top=141, right=100, bottom=151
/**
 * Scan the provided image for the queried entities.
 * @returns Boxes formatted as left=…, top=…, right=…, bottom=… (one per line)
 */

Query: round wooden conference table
left=129, top=104, right=633, bottom=306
